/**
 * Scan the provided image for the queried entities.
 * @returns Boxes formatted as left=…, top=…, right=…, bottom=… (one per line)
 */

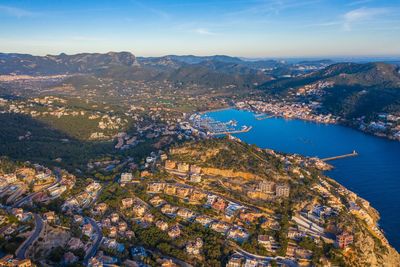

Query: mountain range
left=0, top=52, right=334, bottom=87
left=260, top=62, right=400, bottom=119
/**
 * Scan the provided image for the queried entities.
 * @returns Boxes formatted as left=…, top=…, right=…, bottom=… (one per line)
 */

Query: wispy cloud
left=131, top=0, right=170, bottom=20
left=346, top=0, right=374, bottom=7
left=0, top=5, right=35, bottom=17
left=343, top=7, right=389, bottom=30
left=225, top=0, right=320, bottom=17
left=193, top=28, right=217, bottom=36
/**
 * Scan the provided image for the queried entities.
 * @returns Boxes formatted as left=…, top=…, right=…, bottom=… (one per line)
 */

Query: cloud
left=131, top=0, right=170, bottom=20
left=193, top=28, right=217, bottom=36
left=343, top=7, right=389, bottom=30
left=346, top=0, right=374, bottom=7
left=0, top=5, right=35, bottom=17
left=225, top=0, right=320, bottom=17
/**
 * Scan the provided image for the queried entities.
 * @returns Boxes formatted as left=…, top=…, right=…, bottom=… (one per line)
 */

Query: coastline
left=202, top=106, right=400, bottom=251
left=233, top=105, right=400, bottom=143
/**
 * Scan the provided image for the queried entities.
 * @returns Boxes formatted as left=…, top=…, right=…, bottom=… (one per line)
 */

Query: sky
left=0, top=0, right=399, bottom=58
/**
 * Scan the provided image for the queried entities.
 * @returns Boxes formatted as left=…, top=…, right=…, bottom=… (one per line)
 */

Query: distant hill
left=0, top=52, right=138, bottom=75
left=260, top=62, right=400, bottom=119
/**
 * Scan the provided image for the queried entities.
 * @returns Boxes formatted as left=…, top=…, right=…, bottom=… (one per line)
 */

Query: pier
left=255, top=115, right=274, bottom=120
left=208, top=126, right=252, bottom=136
left=321, top=150, right=358, bottom=161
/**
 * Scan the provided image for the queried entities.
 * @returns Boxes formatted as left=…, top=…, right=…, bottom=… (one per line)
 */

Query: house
left=2, top=174, right=17, bottom=184
left=212, top=198, right=227, bottom=212
left=48, top=185, right=67, bottom=197
left=185, top=238, right=203, bottom=255
left=189, top=173, right=202, bottom=183
left=133, top=205, right=146, bottom=217
left=88, top=257, right=103, bottom=267
left=177, top=163, right=190, bottom=173
left=189, top=190, right=207, bottom=203
left=257, top=235, right=279, bottom=252
left=110, top=213, right=119, bottom=223
left=176, top=186, right=192, bottom=198
left=121, top=198, right=134, bottom=209
left=335, top=232, right=354, bottom=249
left=120, top=173, right=133, bottom=184
left=177, top=208, right=196, bottom=220
left=164, top=184, right=177, bottom=195
left=165, top=160, right=176, bottom=170
left=107, top=226, right=117, bottom=238
left=82, top=223, right=93, bottom=236
left=195, top=215, right=213, bottom=227
left=94, top=203, right=108, bottom=214
left=288, top=227, right=305, bottom=240
left=11, top=208, right=24, bottom=221
left=43, top=211, right=56, bottom=223
left=160, top=259, right=178, bottom=267
left=276, top=184, right=290, bottom=197
left=149, top=196, right=166, bottom=207
left=168, top=225, right=181, bottom=238
left=156, top=220, right=169, bottom=231
left=161, top=204, right=178, bottom=215
left=227, top=227, right=249, bottom=241
left=118, top=221, right=127, bottom=232
left=210, top=221, right=230, bottom=234
left=226, top=255, right=244, bottom=267
left=143, top=213, right=155, bottom=223
left=86, top=182, right=101, bottom=194
left=206, top=195, right=218, bottom=206
left=147, top=183, right=165, bottom=193
left=190, top=165, right=202, bottom=174
left=259, top=180, right=275, bottom=193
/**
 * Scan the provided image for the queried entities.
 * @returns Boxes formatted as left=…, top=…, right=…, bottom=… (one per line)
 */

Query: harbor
left=189, top=113, right=252, bottom=136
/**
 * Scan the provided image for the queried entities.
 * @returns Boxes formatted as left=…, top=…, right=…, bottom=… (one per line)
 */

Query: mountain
left=0, top=52, right=139, bottom=75
left=260, top=62, right=400, bottom=119
left=0, top=52, right=339, bottom=88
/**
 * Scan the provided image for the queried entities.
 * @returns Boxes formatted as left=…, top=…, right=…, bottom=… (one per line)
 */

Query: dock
left=321, top=150, right=358, bottom=161
left=255, top=115, right=274, bottom=120
left=209, top=126, right=252, bottom=136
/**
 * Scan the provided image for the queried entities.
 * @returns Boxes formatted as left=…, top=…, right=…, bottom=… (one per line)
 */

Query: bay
left=206, top=108, right=400, bottom=251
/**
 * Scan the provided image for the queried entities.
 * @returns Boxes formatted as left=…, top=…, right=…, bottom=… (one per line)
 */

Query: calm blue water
left=206, top=108, right=400, bottom=251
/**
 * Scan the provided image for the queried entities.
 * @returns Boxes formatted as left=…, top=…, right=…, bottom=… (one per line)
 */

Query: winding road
left=15, top=213, right=44, bottom=259
left=83, top=217, right=103, bottom=265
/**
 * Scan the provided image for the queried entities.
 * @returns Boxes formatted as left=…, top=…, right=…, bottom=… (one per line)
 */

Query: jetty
left=254, top=113, right=274, bottom=120
left=321, top=150, right=358, bottom=161
left=208, top=126, right=252, bottom=136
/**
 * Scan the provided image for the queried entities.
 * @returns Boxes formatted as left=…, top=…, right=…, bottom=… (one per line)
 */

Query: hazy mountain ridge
left=260, top=62, right=400, bottom=119
left=0, top=51, right=138, bottom=75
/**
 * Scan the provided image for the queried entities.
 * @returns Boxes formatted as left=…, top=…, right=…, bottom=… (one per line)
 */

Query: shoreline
left=206, top=106, right=400, bottom=143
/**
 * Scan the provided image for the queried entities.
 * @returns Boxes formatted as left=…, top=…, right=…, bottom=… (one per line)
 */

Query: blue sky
left=0, top=0, right=399, bottom=57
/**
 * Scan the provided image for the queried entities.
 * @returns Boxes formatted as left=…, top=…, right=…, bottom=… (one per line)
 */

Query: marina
left=189, top=113, right=252, bottom=135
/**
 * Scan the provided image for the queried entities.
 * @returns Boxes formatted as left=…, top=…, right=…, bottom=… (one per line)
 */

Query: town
left=0, top=135, right=390, bottom=266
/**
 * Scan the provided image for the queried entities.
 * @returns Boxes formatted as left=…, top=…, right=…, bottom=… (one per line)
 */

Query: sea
left=205, top=108, right=400, bottom=251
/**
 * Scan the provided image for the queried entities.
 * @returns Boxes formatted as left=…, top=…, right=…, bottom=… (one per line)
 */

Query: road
left=15, top=213, right=44, bottom=259
left=231, top=242, right=298, bottom=267
left=83, top=217, right=103, bottom=265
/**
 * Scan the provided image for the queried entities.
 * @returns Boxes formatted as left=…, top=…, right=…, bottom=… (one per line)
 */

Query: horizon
left=1, top=50, right=400, bottom=62
left=1, top=0, right=400, bottom=57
